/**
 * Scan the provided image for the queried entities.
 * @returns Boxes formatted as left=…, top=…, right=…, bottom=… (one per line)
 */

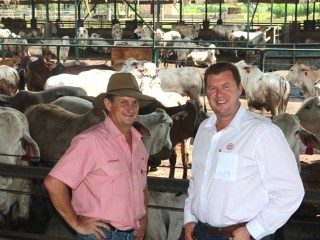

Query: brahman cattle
left=146, top=191, right=186, bottom=240
left=212, top=23, right=246, bottom=40
left=295, top=96, right=320, bottom=138
left=286, top=62, right=320, bottom=98
left=77, top=26, right=89, bottom=55
left=25, top=104, right=172, bottom=167
left=0, top=86, right=87, bottom=113
left=235, top=60, right=290, bottom=116
left=315, top=78, right=320, bottom=96
left=51, top=96, right=93, bottom=114
left=45, top=69, right=116, bottom=96
left=187, top=44, right=219, bottom=67
left=272, top=113, right=320, bottom=172
left=120, top=58, right=205, bottom=110
left=21, top=57, right=115, bottom=91
left=171, top=23, right=200, bottom=39
left=0, top=107, right=40, bottom=227
left=0, top=65, right=20, bottom=96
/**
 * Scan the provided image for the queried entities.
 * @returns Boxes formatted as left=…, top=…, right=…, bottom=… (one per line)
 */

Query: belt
left=106, top=223, right=134, bottom=234
left=198, top=221, right=247, bottom=238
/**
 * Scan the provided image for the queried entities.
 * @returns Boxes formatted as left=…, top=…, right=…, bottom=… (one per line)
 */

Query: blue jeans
left=76, top=227, right=135, bottom=240
left=193, top=222, right=273, bottom=240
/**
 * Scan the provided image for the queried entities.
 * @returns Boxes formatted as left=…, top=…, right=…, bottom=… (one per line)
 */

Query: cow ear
left=22, top=132, right=40, bottom=165
left=299, top=128, right=320, bottom=150
left=133, top=120, right=151, bottom=138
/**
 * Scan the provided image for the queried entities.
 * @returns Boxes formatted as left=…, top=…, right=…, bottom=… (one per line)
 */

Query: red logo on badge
left=226, top=143, right=234, bottom=150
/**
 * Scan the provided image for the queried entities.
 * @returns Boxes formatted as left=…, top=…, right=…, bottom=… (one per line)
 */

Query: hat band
left=108, top=88, right=142, bottom=94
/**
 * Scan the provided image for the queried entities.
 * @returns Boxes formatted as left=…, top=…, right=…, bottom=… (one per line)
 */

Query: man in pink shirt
left=44, top=72, right=155, bottom=240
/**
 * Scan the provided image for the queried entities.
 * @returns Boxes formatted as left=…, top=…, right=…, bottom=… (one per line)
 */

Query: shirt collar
left=203, top=104, right=246, bottom=132
left=103, top=116, right=142, bottom=141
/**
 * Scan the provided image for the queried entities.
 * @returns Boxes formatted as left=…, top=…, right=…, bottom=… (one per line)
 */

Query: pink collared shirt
left=49, top=116, right=148, bottom=231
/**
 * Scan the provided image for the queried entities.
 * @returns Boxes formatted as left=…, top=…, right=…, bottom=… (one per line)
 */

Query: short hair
left=106, top=94, right=114, bottom=102
left=204, top=62, right=241, bottom=88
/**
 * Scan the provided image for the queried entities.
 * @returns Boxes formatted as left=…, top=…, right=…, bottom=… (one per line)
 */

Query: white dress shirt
left=184, top=105, right=305, bottom=240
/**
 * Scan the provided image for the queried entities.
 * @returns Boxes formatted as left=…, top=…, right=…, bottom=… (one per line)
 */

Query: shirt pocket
left=101, top=162, right=129, bottom=195
left=215, top=152, right=239, bottom=181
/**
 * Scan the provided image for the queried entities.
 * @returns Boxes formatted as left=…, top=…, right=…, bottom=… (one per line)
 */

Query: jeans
left=193, top=222, right=273, bottom=240
left=76, top=227, right=135, bottom=240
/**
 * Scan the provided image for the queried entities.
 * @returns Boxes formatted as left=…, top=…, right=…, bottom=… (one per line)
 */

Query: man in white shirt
left=184, top=62, right=304, bottom=240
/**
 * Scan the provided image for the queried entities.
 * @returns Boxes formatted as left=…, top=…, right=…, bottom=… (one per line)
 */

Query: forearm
left=44, top=175, right=80, bottom=231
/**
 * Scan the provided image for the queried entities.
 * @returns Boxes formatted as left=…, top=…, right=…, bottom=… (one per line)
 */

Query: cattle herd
left=0, top=21, right=320, bottom=239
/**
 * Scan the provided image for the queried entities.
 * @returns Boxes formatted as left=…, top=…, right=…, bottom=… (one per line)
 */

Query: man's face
left=104, top=96, right=139, bottom=131
left=206, top=70, right=242, bottom=119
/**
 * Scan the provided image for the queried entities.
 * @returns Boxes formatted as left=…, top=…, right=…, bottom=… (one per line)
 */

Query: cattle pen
left=0, top=161, right=319, bottom=239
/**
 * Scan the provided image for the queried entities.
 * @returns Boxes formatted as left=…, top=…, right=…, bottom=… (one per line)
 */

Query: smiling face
left=206, top=70, right=243, bottom=126
left=104, top=96, right=139, bottom=133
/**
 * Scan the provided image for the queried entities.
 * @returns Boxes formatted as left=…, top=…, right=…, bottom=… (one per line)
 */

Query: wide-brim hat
left=93, top=72, right=155, bottom=110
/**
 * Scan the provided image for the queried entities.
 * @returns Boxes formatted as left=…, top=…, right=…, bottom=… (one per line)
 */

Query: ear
left=133, top=120, right=151, bottom=138
left=104, top=98, right=112, bottom=112
left=238, top=84, right=243, bottom=96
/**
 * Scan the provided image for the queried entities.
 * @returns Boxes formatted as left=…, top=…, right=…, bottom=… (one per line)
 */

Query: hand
left=229, top=226, right=251, bottom=240
left=76, top=215, right=110, bottom=240
left=185, top=222, right=196, bottom=240
left=134, top=214, right=147, bottom=240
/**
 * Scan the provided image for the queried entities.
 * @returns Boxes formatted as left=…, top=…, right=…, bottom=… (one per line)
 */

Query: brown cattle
left=110, top=47, right=152, bottom=65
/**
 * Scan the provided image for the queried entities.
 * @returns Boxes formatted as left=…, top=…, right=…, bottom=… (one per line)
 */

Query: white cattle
left=4, top=32, right=28, bottom=57
left=172, top=23, right=200, bottom=39
left=154, top=29, right=182, bottom=43
left=230, top=30, right=267, bottom=45
left=295, top=96, right=320, bottom=138
left=39, top=22, right=58, bottom=37
left=44, top=69, right=116, bottom=96
left=18, top=29, right=40, bottom=39
left=172, top=37, right=196, bottom=68
left=112, top=23, right=123, bottom=40
left=88, top=33, right=110, bottom=54
left=0, top=65, right=20, bottom=96
left=134, top=25, right=153, bottom=39
left=76, top=27, right=89, bottom=52
left=137, top=62, right=186, bottom=107
left=272, top=113, right=320, bottom=172
left=235, top=60, right=290, bottom=116
left=25, top=104, right=172, bottom=166
left=286, top=62, right=320, bottom=99
left=212, top=23, right=246, bottom=40
left=120, top=58, right=204, bottom=108
left=146, top=191, right=186, bottom=240
left=187, top=44, right=219, bottom=67
left=0, top=107, right=40, bottom=226
left=0, top=28, right=11, bottom=38
left=315, top=78, right=320, bottom=96
left=40, top=36, right=71, bottom=62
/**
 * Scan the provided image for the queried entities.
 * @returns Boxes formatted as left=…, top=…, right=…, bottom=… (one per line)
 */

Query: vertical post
left=284, top=0, right=288, bottom=43
left=156, top=0, right=160, bottom=28
left=270, top=0, right=273, bottom=26
left=114, top=0, right=117, bottom=21
left=57, top=0, right=61, bottom=21
left=45, top=0, right=49, bottom=23
left=31, top=0, right=37, bottom=28
left=75, top=0, right=79, bottom=63
left=180, top=0, right=183, bottom=22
